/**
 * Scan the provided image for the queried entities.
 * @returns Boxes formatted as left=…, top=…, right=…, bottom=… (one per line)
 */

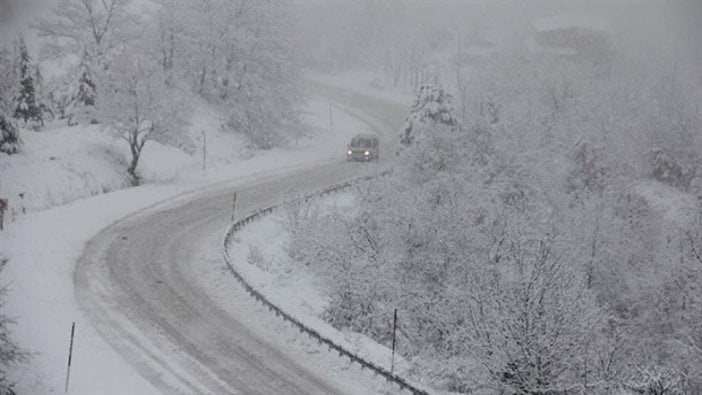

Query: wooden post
left=65, top=322, right=76, bottom=393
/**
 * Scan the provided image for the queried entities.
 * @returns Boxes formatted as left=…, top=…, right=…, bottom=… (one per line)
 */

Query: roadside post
left=391, top=308, right=397, bottom=374
left=65, top=321, right=76, bottom=393
left=231, top=192, right=237, bottom=222
left=0, top=198, right=7, bottom=230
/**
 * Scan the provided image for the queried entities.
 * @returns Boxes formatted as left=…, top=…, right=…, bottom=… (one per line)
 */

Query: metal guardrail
left=222, top=173, right=430, bottom=395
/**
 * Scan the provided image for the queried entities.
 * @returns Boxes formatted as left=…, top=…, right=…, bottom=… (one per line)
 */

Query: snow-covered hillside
left=1, top=97, right=346, bottom=214
left=0, top=99, right=246, bottom=214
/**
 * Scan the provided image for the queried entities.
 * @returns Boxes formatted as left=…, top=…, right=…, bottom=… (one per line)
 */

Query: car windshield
left=350, top=137, right=374, bottom=148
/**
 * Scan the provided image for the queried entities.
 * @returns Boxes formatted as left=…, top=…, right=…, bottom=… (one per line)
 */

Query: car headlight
left=364, top=150, right=370, bottom=156
left=347, top=150, right=353, bottom=155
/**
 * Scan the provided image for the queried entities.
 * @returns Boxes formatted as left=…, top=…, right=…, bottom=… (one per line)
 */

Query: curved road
left=75, top=85, right=407, bottom=394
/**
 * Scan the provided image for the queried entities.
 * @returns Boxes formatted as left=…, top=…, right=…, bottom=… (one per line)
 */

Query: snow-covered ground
left=1, top=99, right=282, bottom=214
left=0, top=90, right=398, bottom=394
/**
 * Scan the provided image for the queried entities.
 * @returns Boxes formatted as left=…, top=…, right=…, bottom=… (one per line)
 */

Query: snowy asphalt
left=74, top=162, right=370, bottom=394
left=73, top=84, right=408, bottom=394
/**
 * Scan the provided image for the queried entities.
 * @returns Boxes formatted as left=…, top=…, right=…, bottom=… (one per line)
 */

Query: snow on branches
left=32, top=0, right=135, bottom=69
left=65, top=48, right=97, bottom=125
left=399, top=85, right=459, bottom=146
left=0, top=112, right=21, bottom=155
left=12, top=38, right=42, bottom=127
left=98, top=53, right=188, bottom=185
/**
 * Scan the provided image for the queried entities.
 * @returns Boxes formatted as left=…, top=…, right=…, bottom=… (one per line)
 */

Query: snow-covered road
left=68, top=83, right=409, bottom=394
left=1, top=78, right=410, bottom=393
left=75, top=163, right=368, bottom=394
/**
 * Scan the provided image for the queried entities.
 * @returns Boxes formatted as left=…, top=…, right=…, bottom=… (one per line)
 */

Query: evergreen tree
left=12, top=37, right=42, bottom=126
left=66, top=48, right=97, bottom=125
left=398, top=85, right=459, bottom=146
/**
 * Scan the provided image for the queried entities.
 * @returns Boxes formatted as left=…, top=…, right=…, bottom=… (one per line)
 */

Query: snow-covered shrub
left=282, top=198, right=322, bottom=266
left=624, top=365, right=684, bottom=395
left=0, top=111, right=21, bottom=154
left=246, top=244, right=268, bottom=271
left=646, top=147, right=699, bottom=192
left=284, top=191, right=395, bottom=341
left=566, top=138, right=609, bottom=201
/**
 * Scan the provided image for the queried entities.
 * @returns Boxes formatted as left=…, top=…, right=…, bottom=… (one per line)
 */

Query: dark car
left=346, top=134, right=379, bottom=162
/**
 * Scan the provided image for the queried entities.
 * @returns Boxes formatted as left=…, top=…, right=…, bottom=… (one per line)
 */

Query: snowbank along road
left=75, top=84, right=407, bottom=394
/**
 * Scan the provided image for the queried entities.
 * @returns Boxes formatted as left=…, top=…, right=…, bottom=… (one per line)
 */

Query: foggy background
left=3, top=1, right=701, bottom=71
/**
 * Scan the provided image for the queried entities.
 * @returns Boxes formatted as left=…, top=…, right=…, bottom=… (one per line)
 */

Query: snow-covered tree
left=98, top=51, right=189, bottom=185
left=65, top=47, right=97, bottom=125
left=657, top=208, right=702, bottom=392
left=457, top=232, right=608, bottom=393
left=399, top=85, right=459, bottom=146
left=32, top=0, right=136, bottom=69
left=641, top=66, right=702, bottom=193
left=147, top=0, right=303, bottom=149
left=146, top=0, right=191, bottom=86
left=12, top=37, right=42, bottom=126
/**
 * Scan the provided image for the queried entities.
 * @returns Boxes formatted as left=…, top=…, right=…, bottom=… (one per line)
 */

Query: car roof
left=351, top=133, right=378, bottom=140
